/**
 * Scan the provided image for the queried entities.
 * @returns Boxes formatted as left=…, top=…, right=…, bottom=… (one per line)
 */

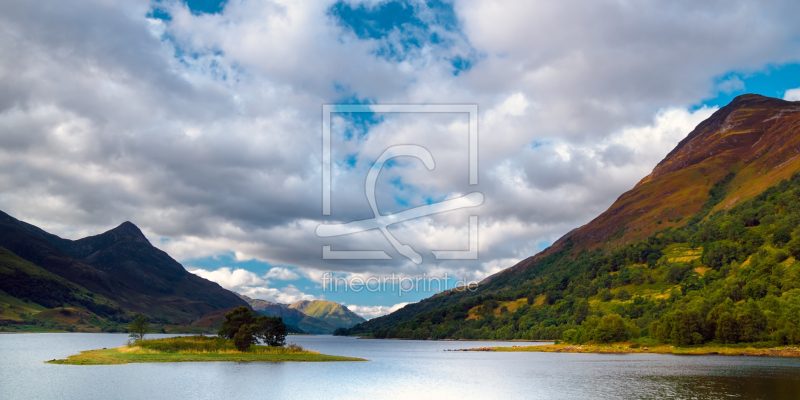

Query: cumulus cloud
left=188, top=267, right=313, bottom=303
left=785, top=88, right=800, bottom=101
left=188, top=267, right=268, bottom=289
left=1, top=0, right=800, bottom=306
left=346, top=302, right=411, bottom=319
left=265, top=267, right=301, bottom=281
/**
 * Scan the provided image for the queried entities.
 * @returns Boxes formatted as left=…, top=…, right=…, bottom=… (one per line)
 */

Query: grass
left=47, top=336, right=366, bottom=365
left=463, top=343, right=800, bottom=358
left=0, top=289, right=46, bottom=321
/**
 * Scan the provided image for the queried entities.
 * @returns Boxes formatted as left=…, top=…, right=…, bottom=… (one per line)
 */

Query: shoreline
left=354, top=336, right=554, bottom=342
left=456, top=343, right=800, bottom=358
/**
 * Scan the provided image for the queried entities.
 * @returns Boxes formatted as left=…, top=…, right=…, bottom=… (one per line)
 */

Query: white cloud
left=239, top=285, right=316, bottom=305
left=346, top=302, right=411, bottom=319
left=188, top=267, right=313, bottom=304
left=264, top=267, right=301, bottom=280
left=188, top=267, right=268, bottom=289
left=785, top=88, right=800, bottom=101
left=1, top=0, right=799, bottom=308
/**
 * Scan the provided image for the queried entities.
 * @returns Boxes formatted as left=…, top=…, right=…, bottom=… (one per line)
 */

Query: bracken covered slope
left=339, top=94, right=800, bottom=336
left=485, top=94, right=800, bottom=282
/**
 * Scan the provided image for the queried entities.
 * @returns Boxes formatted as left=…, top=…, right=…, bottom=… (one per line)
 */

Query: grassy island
left=47, top=336, right=366, bottom=365
left=462, top=343, right=800, bottom=358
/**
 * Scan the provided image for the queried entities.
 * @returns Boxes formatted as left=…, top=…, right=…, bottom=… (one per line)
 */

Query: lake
left=2, top=333, right=800, bottom=399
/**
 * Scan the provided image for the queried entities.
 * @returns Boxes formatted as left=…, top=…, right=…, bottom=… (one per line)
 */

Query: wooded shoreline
left=458, top=343, right=800, bottom=358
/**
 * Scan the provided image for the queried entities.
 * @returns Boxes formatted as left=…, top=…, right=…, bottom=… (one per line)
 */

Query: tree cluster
left=218, top=306, right=287, bottom=351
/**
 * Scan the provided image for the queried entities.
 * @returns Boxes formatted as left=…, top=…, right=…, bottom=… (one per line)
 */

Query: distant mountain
left=0, top=211, right=248, bottom=324
left=289, top=300, right=365, bottom=328
left=237, top=294, right=338, bottom=334
left=188, top=306, right=306, bottom=334
left=338, top=94, right=800, bottom=344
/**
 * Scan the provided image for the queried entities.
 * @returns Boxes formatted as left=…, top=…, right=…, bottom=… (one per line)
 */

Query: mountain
left=237, top=294, right=338, bottom=334
left=288, top=300, right=365, bottom=328
left=337, top=94, right=800, bottom=345
left=483, top=94, right=800, bottom=283
left=0, top=245, right=121, bottom=320
left=0, top=211, right=248, bottom=324
left=187, top=306, right=306, bottom=334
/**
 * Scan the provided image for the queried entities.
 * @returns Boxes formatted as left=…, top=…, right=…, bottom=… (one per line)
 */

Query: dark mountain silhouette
left=0, top=211, right=247, bottom=323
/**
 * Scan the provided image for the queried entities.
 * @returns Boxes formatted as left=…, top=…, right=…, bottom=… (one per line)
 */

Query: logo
left=317, top=104, right=482, bottom=264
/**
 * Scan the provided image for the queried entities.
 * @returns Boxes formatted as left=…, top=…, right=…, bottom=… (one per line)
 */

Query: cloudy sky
left=1, top=0, right=800, bottom=318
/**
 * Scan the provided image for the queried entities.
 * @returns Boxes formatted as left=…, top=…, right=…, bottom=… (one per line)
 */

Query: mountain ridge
left=288, top=299, right=365, bottom=328
left=237, top=294, right=340, bottom=334
left=338, top=94, right=800, bottom=339
left=482, top=94, right=800, bottom=284
left=0, top=211, right=248, bottom=324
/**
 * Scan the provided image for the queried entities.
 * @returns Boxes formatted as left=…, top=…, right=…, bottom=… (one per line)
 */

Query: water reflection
left=1, top=334, right=799, bottom=400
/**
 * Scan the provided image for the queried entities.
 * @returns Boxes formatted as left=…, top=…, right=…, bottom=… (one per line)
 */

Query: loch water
left=2, top=333, right=800, bottom=399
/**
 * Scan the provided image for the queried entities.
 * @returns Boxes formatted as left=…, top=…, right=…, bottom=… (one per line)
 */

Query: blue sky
left=700, top=63, right=800, bottom=108
left=2, top=0, right=800, bottom=318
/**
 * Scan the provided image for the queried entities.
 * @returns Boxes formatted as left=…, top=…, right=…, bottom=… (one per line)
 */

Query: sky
left=1, top=0, right=800, bottom=319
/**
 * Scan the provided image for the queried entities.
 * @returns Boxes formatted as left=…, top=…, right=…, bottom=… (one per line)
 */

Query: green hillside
left=0, top=246, right=125, bottom=332
left=0, top=212, right=248, bottom=324
left=289, top=300, right=365, bottom=328
left=338, top=172, right=800, bottom=346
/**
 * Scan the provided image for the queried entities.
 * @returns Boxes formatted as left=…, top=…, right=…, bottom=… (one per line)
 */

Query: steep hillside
left=0, top=246, right=121, bottom=317
left=484, top=94, right=800, bottom=282
left=238, top=294, right=338, bottom=334
left=338, top=94, right=800, bottom=343
left=289, top=300, right=365, bottom=328
left=0, top=211, right=248, bottom=323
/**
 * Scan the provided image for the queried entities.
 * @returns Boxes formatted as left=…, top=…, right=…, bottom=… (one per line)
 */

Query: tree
left=715, top=312, right=738, bottom=343
left=594, top=314, right=627, bottom=343
left=786, top=237, right=800, bottom=259
left=774, top=230, right=791, bottom=248
left=671, top=309, right=701, bottom=346
left=219, top=307, right=288, bottom=349
left=736, top=301, right=766, bottom=342
left=254, top=315, right=287, bottom=347
left=702, top=240, right=743, bottom=270
left=219, top=306, right=257, bottom=340
left=234, top=324, right=256, bottom=351
left=128, top=314, right=149, bottom=342
left=573, top=299, right=589, bottom=324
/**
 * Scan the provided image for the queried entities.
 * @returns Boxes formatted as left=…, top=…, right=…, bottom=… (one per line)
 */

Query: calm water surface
left=2, top=333, right=799, bottom=399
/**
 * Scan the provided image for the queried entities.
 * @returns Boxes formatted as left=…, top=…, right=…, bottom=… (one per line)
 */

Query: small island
left=47, top=336, right=365, bottom=365
left=48, top=307, right=365, bottom=365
